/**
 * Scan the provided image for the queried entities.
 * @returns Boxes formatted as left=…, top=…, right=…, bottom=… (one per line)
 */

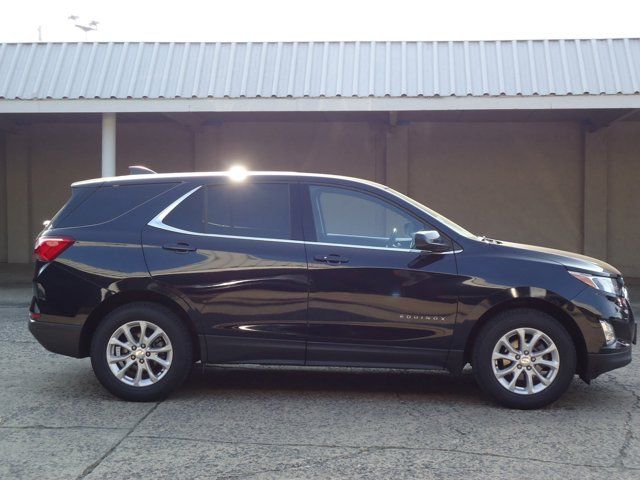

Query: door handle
left=314, top=254, right=349, bottom=264
left=162, top=242, right=197, bottom=253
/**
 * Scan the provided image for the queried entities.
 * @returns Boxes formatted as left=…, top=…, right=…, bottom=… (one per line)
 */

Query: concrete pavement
left=1, top=271, right=639, bottom=479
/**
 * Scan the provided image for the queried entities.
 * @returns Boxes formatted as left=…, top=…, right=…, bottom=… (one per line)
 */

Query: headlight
left=568, top=271, right=622, bottom=297
left=622, top=285, right=630, bottom=301
left=599, top=320, right=617, bottom=346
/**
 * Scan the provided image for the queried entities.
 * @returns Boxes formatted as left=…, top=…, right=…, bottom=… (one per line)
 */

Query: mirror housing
left=413, top=230, right=451, bottom=253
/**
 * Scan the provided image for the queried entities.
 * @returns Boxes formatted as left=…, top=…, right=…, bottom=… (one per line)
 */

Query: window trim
left=148, top=183, right=459, bottom=254
left=148, top=186, right=203, bottom=234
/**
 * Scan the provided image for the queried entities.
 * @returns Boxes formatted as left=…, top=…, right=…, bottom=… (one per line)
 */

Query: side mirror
left=413, top=230, right=451, bottom=253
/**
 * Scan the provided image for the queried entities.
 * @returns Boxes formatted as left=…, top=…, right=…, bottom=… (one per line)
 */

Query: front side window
left=163, top=183, right=292, bottom=240
left=309, top=185, right=426, bottom=249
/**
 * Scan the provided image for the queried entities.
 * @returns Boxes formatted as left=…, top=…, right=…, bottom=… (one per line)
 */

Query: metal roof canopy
left=1, top=40, right=639, bottom=113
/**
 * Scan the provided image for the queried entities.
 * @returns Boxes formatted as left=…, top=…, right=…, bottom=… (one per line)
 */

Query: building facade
left=1, top=40, right=639, bottom=275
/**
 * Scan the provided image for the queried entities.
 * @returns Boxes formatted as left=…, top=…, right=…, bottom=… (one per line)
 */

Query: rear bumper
left=30, top=261, right=106, bottom=358
left=583, top=344, right=633, bottom=382
left=29, top=318, right=83, bottom=358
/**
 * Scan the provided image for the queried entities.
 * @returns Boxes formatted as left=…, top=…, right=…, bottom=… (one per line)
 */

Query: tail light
left=34, top=236, right=75, bottom=262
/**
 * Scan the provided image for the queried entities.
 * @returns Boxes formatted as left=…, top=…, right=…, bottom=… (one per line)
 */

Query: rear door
left=142, top=179, right=308, bottom=365
left=302, top=183, right=460, bottom=369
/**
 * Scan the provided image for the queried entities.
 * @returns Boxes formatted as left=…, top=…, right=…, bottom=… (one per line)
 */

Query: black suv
left=29, top=168, right=635, bottom=409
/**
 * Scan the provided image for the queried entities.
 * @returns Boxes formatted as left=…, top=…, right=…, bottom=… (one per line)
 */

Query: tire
left=472, top=308, right=576, bottom=409
left=90, top=302, right=193, bottom=401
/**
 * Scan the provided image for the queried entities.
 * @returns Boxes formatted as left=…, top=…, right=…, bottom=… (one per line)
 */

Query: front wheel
left=472, top=308, right=576, bottom=409
left=90, top=302, right=193, bottom=401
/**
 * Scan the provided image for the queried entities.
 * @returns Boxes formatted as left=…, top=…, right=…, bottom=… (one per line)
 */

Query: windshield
left=385, top=187, right=477, bottom=239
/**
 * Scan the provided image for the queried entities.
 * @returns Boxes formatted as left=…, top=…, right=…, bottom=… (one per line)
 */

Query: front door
left=302, top=183, right=459, bottom=369
left=142, top=179, right=308, bottom=365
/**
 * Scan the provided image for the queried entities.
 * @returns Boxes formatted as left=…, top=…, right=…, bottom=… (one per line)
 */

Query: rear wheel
left=90, top=302, right=193, bottom=401
left=472, top=308, right=576, bottom=409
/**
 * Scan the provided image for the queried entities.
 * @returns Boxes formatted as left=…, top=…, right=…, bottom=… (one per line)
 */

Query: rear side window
left=163, top=183, right=292, bottom=240
left=55, top=183, right=176, bottom=228
left=207, top=183, right=291, bottom=239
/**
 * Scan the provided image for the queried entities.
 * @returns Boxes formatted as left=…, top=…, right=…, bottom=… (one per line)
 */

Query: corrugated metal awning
left=0, top=40, right=639, bottom=113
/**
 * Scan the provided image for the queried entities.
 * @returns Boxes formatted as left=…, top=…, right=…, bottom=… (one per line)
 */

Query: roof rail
left=128, top=165, right=157, bottom=175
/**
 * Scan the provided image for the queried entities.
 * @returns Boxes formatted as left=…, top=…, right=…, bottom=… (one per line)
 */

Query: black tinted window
left=56, top=183, right=176, bottom=228
left=207, top=183, right=291, bottom=239
left=163, top=183, right=292, bottom=239
left=163, top=188, right=205, bottom=232
left=49, top=186, right=95, bottom=228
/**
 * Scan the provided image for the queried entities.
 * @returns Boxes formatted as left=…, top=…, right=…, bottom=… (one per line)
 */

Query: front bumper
left=570, top=285, right=635, bottom=383
left=29, top=317, right=83, bottom=358
left=583, top=343, right=633, bottom=382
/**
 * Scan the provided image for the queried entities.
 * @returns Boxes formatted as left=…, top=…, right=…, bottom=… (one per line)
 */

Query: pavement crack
left=0, top=425, right=128, bottom=431
left=127, top=434, right=640, bottom=472
left=75, top=401, right=161, bottom=480
left=610, top=377, right=640, bottom=467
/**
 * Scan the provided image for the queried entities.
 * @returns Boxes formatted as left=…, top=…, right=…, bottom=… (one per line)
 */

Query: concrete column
left=101, top=112, right=116, bottom=177
left=583, top=128, right=608, bottom=260
left=5, top=131, right=30, bottom=263
left=0, top=132, right=7, bottom=263
left=371, top=123, right=387, bottom=185
left=385, top=125, right=409, bottom=194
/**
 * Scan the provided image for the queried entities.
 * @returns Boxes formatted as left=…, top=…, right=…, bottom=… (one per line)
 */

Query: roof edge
left=2, top=38, right=639, bottom=46
left=2, top=94, right=640, bottom=114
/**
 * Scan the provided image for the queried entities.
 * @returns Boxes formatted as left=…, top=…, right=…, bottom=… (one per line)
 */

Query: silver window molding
left=147, top=184, right=459, bottom=254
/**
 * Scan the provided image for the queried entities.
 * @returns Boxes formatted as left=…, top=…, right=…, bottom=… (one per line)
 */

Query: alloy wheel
left=491, top=327, right=560, bottom=395
left=106, top=320, right=173, bottom=387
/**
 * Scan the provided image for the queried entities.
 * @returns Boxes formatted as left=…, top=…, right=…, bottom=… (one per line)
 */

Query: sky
left=0, top=0, right=639, bottom=43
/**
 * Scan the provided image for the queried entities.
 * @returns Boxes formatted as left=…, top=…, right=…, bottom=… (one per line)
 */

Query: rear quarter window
left=54, top=183, right=177, bottom=228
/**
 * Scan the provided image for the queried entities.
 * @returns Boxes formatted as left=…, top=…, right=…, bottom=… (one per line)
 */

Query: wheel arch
left=463, top=297, right=588, bottom=378
left=79, top=290, right=201, bottom=361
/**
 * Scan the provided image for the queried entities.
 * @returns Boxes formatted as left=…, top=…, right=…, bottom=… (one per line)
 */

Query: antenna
left=128, top=166, right=157, bottom=175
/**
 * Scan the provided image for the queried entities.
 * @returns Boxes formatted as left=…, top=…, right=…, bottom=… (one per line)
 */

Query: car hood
left=495, top=240, right=622, bottom=277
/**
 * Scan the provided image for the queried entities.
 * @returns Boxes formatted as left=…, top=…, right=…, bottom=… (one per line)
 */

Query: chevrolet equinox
left=29, top=168, right=636, bottom=409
